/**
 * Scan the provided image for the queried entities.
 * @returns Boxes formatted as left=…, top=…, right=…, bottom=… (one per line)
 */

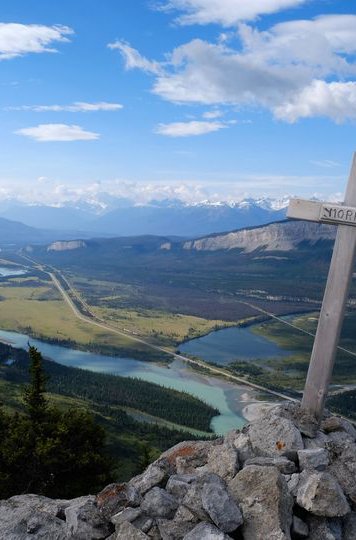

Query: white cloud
left=159, top=0, right=308, bottom=26
left=202, top=110, right=223, bottom=119
left=120, top=14, right=356, bottom=123
left=7, top=101, right=123, bottom=112
left=15, top=124, right=100, bottom=142
left=108, top=40, right=162, bottom=74
left=0, top=23, right=73, bottom=60
left=155, top=120, right=227, bottom=136
left=310, top=159, right=341, bottom=168
left=274, top=80, right=356, bottom=123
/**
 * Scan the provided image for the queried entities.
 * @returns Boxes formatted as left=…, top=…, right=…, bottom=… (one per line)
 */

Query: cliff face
left=47, top=240, right=87, bottom=252
left=183, top=221, right=336, bottom=253
left=1, top=403, right=355, bottom=539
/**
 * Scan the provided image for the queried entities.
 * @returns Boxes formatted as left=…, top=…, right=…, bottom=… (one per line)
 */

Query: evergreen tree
left=23, top=346, right=47, bottom=422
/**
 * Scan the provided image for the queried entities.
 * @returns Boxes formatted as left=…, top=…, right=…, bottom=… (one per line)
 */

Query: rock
left=116, top=521, right=149, bottom=539
left=96, top=483, right=141, bottom=519
left=132, top=516, right=154, bottom=534
left=160, top=441, right=218, bottom=475
left=321, top=417, right=356, bottom=440
left=287, top=473, right=300, bottom=497
left=0, top=494, right=67, bottom=539
left=244, top=456, right=296, bottom=474
left=303, top=431, right=331, bottom=450
left=296, top=470, right=350, bottom=517
left=327, top=440, right=356, bottom=498
left=229, top=465, right=293, bottom=540
left=291, top=515, right=309, bottom=538
left=200, top=443, right=239, bottom=481
left=157, top=506, right=198, bottom=540
left=201, top=480, right=243, bottom=533
left=166, top=474, right=196, bottom=502
left=307, top=516, right=342, bottom=540
left=111, top=507, right=142, bottom=526
left=183, top=522, right=231, bottom=539
left=141, top=487, right=178, bottom=519
left=248, top=409, right=304, bottom=457
left=65, top=496, right=114, bottom=539
left=343, top=512, right=356, bottom=540
left=297, top=448, right=329, bottom=471
left=130, top=462, right=169, bottom=495
left=182, top=473, right=225, bottom=522
left=231, top=430, right=254, bottom=464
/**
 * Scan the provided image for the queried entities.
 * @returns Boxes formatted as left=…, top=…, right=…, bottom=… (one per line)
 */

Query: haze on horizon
left=0, top=0, right=355, bottom=206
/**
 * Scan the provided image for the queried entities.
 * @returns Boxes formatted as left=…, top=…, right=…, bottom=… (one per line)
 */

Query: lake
left=0, top=328, right=256, bottom=435
left=179, top=324, right=293, bottom=365
left=0, top=266, right=27, bottom=277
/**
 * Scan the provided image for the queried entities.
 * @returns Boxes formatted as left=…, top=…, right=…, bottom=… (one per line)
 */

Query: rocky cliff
left=183, top=221, right=336, bottom=253
left=47, top=240, right=87, bottom=252
left=1, top=403, right=355, bottom=539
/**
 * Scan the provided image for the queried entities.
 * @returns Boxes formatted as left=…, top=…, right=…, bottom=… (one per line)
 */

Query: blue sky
left=0, top=0, right=355, bottom=205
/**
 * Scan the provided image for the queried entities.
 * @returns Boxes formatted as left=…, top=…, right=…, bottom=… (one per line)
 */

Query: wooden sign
left=287, top=153, right=356, bottom=421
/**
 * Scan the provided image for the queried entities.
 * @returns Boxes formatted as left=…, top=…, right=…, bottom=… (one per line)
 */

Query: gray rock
left=0, top=494, right=67, bottom=540
left=328, top=440, right=356, bottom=498
left=296, top=470, right=350, bottom=517
left=156, top=505, right=198, bottom=540
left=307, top=516, right=342, bottom=540
left=201, top=480, right=243, bottom=533
left=132, top=516, right=154, bottom=534
left=182, top=473, right=225, bottom=521
left=160, top=441, right=218, bottom=475
left=116, top=521, right=149, bottom=539
left=287, top=473, right=300, bottom=497
left=141, top=487, right=178, bottom=519
left=249, top=410, right=304, bottom=457
left=65, top=496, right=113, bottom=539
left=130, top=462, right=169, bottom=495
left=292, top=515, right=309, bottom=538
left=244, top=456, right=296, bottom=474
left=344, top=512, right=356, bottom=540
left=183, top=522, right=231, bottom=539
left=147, top=525, right=161, bottom=539
left=229, top=465, right=293, bottom=540
left=298, top=448, right=329, bottom=471
left=303, top=431, right=331, bottom=450
left=200, top=443, right=239, bottom=481
left=231, top=431, right=254, bottom=464
left=321, top=417, right=356, bottom=440
left=96, top=483, right=142, bottom=519
left=166, top=474, right=196, bottom=502
left=111, top=507, right=142, bottom=526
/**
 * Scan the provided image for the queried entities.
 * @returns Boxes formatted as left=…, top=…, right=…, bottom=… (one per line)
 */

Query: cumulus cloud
left=0, top=23, right=73, bottom=60
left=7, top=101, right=123, bottom=112
left=15, top=124, right=100, bottom=142
left=155, top=120, right=227, bottom=136
left=117, top=14, right=356, bottom=123
left=108, top=40, right=162, bottom=74
left=159, top=0, right=308, bottom=26
left=274, top=80, right=356, bottom=123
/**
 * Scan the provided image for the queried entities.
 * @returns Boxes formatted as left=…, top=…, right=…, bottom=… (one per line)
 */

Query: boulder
left=244, top=456, right=296, bottom=474
left=307, top=516, right=343, bottom=540
left=111, top=507, right=142, bottom=526
left=141, top=487, right=178, bottom=519
left=64, top=496, right=113, bottom=539
left=116, top=521, right=149, bottom=539
left=296, top=471, right=350, bottom=517
left=201, top=480, right=243, bottom=533
left=199, top=443, right=239, bottom=481
left=303, top=431, right=331, bottom=450
left=248, top=409, right=304, bottom=457
left=160, top=441, right=218, bottom=475
left=291, top=515, right=309, bottom=538
left=96, top=483, right=141, bottom=519
left=229, top=430, right=254, bottom=464
left=297, top=448, right=329, bottom=471
left=287, top=473, right=300, bottom=497
left=182, top=473, right=225, bottom=522
left=327, top=440, right=356, bottom=498
left=321, top=417, right=356, bottom=440
left=183, top=522, right=231, bottom=539
left=130, top=462, right=169, bottom=495
left=166, top=474, right=196, bottom=502
left=156, top=505, right=198, bottom=540
left=229, top=465, right=293, bottom=540
left=343, top=512, right=356, bottom=540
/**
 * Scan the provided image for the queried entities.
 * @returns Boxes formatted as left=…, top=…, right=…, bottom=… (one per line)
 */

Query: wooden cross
left=287, top=153, right=356, bottom=421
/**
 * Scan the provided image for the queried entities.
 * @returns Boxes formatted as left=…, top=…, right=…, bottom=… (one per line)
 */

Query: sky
left=0, top=0, right=355, bottom=206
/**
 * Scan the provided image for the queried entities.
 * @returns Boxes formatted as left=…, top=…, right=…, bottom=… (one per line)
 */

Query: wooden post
left=288, top=154, right=356, bottom=420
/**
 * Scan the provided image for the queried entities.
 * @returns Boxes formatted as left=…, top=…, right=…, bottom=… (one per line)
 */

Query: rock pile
left=1, top=402, right=356, bottom=539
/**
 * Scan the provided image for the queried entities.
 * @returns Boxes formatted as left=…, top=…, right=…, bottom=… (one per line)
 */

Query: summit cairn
left=287, top=153, right=356, bottom=423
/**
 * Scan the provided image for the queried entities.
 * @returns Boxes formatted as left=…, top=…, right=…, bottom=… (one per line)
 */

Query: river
left=0, top=266, right=27, bottom=277
left=0, top=328, right=259, bottom=435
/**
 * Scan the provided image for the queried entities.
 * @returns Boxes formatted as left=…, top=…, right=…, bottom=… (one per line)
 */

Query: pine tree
left=23, top=346, right=47, bottom=422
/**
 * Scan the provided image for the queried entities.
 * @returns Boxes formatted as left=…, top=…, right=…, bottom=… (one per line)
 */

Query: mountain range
left=0, top=198, right=288, bottom=239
